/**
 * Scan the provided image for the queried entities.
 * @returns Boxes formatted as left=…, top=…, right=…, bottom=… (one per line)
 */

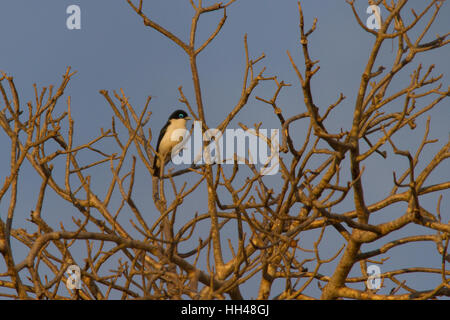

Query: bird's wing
left=155, top=120, right=171, bottom=152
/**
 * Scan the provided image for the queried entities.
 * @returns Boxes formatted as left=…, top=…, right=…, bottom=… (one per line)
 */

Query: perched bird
left=153, top=109, right=192, bottom=177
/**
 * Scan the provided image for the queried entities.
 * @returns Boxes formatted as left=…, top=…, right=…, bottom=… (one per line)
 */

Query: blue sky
left=0, top=0, right=449, bottom=299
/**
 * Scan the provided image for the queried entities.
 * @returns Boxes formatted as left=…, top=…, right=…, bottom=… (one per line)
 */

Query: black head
left=168, top=109, right=191, bottom=120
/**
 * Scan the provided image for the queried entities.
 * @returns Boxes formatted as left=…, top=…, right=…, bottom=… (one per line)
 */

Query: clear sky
left=0, top=0, right=449, bottom=299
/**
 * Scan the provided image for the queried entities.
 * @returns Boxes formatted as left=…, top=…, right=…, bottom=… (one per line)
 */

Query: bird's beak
left=185, top=116, right=192, bottom=120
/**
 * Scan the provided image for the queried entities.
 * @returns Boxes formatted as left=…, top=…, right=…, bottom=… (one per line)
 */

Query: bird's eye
left=179, top=113, right=184, bottom=118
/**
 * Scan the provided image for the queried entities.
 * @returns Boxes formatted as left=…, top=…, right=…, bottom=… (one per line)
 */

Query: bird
left=153, top=109, right=192, bottom=177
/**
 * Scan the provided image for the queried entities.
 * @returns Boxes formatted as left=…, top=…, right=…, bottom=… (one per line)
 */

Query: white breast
left=158, top=118, right=189, bottom=160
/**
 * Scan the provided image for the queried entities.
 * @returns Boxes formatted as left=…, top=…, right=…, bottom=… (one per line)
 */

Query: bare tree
left=0, top=0, right=448, bottom=300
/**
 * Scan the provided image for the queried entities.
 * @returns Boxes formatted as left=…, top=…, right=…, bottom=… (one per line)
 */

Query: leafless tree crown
left=0, top=0, right=449, bottom=299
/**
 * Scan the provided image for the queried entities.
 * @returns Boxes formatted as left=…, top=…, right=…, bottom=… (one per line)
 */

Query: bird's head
left=168, top=110, right=192, bottom=121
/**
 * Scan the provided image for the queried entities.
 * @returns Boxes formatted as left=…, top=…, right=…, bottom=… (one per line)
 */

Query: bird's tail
left=153, top=155, right=160, bottom=177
